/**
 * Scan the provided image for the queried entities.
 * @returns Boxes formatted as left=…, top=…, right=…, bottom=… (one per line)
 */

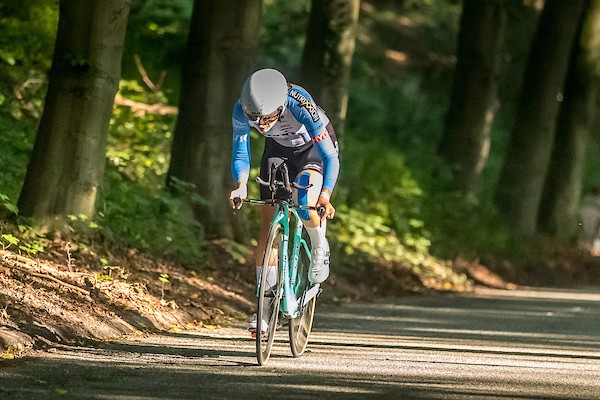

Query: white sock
left=305, top=221, right=329, bottom=251
left=256, top=265, right=278, bottom=289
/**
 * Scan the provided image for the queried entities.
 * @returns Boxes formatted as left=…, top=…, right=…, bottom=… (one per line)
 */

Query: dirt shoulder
left=0, top=240, right=257, bottom=359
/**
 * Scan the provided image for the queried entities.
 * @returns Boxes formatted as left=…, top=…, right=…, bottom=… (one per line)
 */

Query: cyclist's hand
left=316, top=195, right=335, bottom=220
left=229, top=183, right=247, bottom=209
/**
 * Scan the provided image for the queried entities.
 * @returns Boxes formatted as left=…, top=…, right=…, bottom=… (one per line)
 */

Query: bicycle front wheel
left=256, top=224, right=283, bottom=366
left=289, top=233, right=316, bottom=357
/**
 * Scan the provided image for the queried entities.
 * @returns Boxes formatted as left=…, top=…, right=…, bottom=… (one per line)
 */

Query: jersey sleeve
left=231, top=101, right=251, bottom=185
left=288, top=87, right=340, bottom=193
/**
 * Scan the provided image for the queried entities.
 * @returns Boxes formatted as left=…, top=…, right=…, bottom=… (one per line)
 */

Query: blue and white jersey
left=231, top=83, right=340, bottom=193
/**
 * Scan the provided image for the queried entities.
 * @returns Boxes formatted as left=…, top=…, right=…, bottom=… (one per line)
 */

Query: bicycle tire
left=289, top=231, right=316, bottom=357
left=256, top=224, right=283, bottom=365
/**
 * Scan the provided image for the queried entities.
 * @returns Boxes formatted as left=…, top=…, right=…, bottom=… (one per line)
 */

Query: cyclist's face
left=254, top=107, right=282, bottom=133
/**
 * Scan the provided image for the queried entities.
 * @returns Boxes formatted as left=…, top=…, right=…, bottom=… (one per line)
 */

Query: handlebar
left=232, top=161, right=328, bottom=220
left=233, top=197, right=326, bottom=219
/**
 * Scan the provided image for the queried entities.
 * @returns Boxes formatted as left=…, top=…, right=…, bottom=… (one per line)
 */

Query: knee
left=294, top=170, right=323, bottom=221
left=295, top=171, right=312, bottom=220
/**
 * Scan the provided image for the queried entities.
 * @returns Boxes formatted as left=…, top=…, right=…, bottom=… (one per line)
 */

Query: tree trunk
left=300, top=0, right=360, bottom=136
left=538, top=0, right=600, bottom=237
left=18, top=0, right=131, bottom=224
left=437, top=0, right=506, bottom=193
left=494, top=0, right=586, bottom=235
left=167, top=0, right=261, bottom=240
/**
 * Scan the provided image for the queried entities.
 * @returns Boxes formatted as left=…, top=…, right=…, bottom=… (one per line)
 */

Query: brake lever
left=255, top=176, right=269, bottom=186
left=316, top=206, right=326, bottom=227
left=232, top=197, right=244, bottom=216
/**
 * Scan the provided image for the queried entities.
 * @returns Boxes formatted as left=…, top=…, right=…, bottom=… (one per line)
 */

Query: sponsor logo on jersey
left=312, top=131, right=328, bottom=143
left=233, top=134, right=248, bottom=142
left=289, top=89, right=320, bottom=123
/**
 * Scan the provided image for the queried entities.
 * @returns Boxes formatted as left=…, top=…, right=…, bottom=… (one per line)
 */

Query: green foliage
left=16, top=224, right=46, bottom=255
left=332, top=205, right=418, bottom=262
left=108, top=80, right=174, bottom=180
left=158, top=273, right=169, bottom=300
left=259, top=0, right=311, bottom=75
left=223, top=241, right=251, bottom=263
left=0, top=111, right=37, bottom=199
left=1, top=233, right=19, bottom=249
left=330, top=205, right=469, bottom=288
left=0, top=1, right=57, bottom=70
left=98, top=172, right=203, bottom=262
left=348, top=76, right=447, bottom=149
left=123, top=0, right=192, bottom=96
left=0, top=0, right=57, bottom=118
left=68, top=214, right=100, bottom=231
left=0, top=194, right=18, bottom=216
left=338, top=136, right=430, bottom=250
left=421, top=189, right=514, bottom=259
left=96, top=258, right=128, bottom=281
left=158, top=273, right=169, bottom=284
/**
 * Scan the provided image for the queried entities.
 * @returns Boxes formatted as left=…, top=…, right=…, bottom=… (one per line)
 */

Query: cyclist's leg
left=293, top=169, right=330, bottom=283
left=294, top=121, right=338, bottom=230
left=295, top=123, right=338, bottom=283
left=293, top=169, right=323, bottom=228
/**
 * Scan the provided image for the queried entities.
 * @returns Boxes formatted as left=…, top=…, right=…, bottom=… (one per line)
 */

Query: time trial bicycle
left=234, top=161, right=325, bottom=365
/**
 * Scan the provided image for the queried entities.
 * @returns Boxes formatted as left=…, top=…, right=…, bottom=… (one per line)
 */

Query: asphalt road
left=1, top=287, right=599, bottom=399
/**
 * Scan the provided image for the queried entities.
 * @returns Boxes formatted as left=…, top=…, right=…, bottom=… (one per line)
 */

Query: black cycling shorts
left=259, top=123, right=338, bottom=200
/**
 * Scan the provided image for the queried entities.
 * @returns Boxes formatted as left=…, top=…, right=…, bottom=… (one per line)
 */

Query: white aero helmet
left=240, top=68, right=288, bottom=119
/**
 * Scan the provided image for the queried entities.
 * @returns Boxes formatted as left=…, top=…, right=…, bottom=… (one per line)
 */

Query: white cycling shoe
left=309, top=245, right=330, bottom=283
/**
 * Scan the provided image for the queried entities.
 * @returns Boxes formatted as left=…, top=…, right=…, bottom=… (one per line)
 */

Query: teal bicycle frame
left=268, top=200, right=314, bottom=319
left=248, top=197, right=317, bottom=320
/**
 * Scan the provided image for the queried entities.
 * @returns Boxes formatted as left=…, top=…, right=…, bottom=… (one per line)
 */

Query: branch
left=7, top=264, right=90, bottom=296
left=1, top=252, right=90, bottom=296
left=114, top=94, right=178, bottom=116
left=134, top=54, right=158, bottom=92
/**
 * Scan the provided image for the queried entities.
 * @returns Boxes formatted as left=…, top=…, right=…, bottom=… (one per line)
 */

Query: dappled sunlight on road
left=2, top=287, right=599, bottom=399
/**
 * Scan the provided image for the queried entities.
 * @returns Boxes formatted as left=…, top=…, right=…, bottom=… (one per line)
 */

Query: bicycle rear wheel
left=256, top=224, right=283, bottom=365
left=289, top=233, right=317, bottom=357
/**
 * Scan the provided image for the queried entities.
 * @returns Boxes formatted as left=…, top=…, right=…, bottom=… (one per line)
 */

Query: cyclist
left=228, top=68, right=340, bottom=332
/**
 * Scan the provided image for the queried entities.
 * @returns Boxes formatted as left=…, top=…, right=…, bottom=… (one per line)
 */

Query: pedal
left=302, top=284, right=321, bottom=307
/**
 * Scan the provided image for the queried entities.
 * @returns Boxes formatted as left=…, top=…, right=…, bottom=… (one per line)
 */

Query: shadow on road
left=314, top=288, right=600, bottom=351
left=1, top=288, right=599, bottom=399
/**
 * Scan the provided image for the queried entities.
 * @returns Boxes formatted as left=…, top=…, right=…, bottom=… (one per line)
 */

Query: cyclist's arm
left=231, top=101, right=251, bottom=186
left=310, top=128, right=339, bottom=195
left=288, top=88, right=339, bottom=194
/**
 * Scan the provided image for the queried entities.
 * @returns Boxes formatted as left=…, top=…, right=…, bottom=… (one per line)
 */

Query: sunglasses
left=246, top=107, right=283, bottom=125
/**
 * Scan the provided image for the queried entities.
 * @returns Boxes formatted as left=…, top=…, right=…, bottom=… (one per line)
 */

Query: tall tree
left=299, top=0, right=360, bottom=136
left=166, top=0, right=262, bottom=239
left=494, top=0, right=587, bottom=235
left=437, top=0, right=506, bottom=192
left=18, top=0, right=131, bottom=224
left=538, top=0, right=600, bottom=237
